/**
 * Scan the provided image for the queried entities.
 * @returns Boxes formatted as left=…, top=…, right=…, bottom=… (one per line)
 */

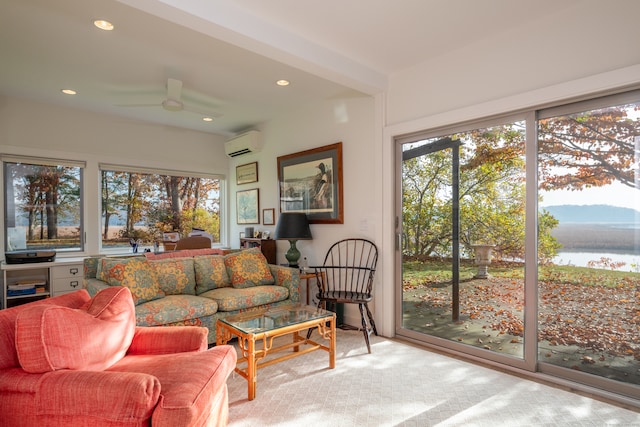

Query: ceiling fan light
left=162, top=99, right=183, bottom=111
left=202, top=117, right=214, bottom=122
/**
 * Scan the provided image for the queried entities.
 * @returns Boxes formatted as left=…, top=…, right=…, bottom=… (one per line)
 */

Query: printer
left=5, top=250, right=56, bottom=264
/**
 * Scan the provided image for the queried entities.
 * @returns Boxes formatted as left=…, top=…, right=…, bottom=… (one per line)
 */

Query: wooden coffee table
left=216, top=304, right=336, bottom=400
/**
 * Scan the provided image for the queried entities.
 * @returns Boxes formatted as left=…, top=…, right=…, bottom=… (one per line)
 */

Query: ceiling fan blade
left=115, top=103, right=160, bottom=108
left=166, top=78, right=182, bottom=101
left=182, top=105, right=223, bottom=118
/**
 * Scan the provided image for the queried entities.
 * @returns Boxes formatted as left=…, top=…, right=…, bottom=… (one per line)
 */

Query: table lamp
left=273, top=212, right=312, bottom=268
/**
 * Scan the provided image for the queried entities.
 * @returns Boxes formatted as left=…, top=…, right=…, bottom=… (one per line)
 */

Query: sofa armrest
left=83, top=278, right=109, bottom=297
left=269, top=265, right=301, bottom=303
left=37, top=370, right=160, bottom=421
left=127, top=326, right=208, bottom=355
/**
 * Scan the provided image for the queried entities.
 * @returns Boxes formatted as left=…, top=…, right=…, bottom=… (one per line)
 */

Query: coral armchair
left=0, top=287, right=237, bottom=427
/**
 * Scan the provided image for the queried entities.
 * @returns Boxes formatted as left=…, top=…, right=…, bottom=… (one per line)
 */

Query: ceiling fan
left=117, top=78, right=223, bottom=118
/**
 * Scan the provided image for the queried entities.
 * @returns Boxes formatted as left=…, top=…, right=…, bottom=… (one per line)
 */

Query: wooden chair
left=174, top=235, right=212, bottom=250
left=309, top=238, right=379, bottom=353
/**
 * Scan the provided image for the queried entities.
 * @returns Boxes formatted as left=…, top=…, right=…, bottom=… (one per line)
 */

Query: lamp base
left=285, top=240, right=300, bottom=268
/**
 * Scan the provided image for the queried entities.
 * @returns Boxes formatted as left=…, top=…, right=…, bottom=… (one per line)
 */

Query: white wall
left=228, top=94, right=381, bottom=322
left=0, top=96, right=228, bottom=255
left=380, top=0, right=640, bottom=338
left=386, top=1, right=640, bottom=127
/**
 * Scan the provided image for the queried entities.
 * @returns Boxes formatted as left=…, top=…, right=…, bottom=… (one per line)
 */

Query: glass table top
left=219, top=304, right=334, bottom=334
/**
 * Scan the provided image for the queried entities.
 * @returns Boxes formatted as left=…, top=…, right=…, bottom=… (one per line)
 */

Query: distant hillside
left=542, top=204, right=640, bottom=223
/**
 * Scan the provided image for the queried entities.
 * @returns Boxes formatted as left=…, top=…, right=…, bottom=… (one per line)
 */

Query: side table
left=300, top=271, right=325, bottom=306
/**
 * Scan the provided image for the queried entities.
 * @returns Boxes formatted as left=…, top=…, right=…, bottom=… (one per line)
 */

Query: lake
left=553, top=251, right=640, bottom=272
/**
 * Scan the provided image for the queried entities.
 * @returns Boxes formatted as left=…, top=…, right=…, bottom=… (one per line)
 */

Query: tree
left=402, top=123, right=561, bottom=262
left=538, top=105, right=640, bottom=191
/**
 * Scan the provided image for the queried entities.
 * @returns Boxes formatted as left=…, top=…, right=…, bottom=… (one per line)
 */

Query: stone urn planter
left=471, top=244, right=495, bottom=279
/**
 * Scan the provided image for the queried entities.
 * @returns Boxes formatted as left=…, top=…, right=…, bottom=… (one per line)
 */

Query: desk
left=300, top=271, right=324, bottom=305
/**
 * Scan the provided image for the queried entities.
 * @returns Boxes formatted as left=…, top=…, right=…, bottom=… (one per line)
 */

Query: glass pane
left=401, top=122, right=527, bottom=359
left=538, top=101, right=640, bottom=386
left=4, top=161, right=82, bottom=252
left=100, top=169, right=221, bottom=251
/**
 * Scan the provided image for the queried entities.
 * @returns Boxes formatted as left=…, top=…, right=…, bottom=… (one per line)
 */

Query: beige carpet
left=226, top=330, right=639, bottom=426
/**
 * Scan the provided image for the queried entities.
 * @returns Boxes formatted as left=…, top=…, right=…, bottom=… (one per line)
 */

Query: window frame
left=3, top=155, right=85, bottom=253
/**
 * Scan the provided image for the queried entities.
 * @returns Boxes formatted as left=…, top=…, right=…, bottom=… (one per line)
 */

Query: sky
left=539, top=182, right=640, bottom=211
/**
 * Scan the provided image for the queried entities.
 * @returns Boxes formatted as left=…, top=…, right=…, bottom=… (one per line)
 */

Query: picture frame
left=239, top=232, right=246, bottom=239
left=277, top=142, right=343, bottom=224
left=262, top=208, right=275, bottom=225
left=236, top=161, right=258, bottom=185
left=236, top=188, right=260, bottom=224
left=262, top=230, right=270, bottom=239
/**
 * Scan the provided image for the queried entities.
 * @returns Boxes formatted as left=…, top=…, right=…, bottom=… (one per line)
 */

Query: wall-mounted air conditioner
left=225, top=130, right=262, bottom=158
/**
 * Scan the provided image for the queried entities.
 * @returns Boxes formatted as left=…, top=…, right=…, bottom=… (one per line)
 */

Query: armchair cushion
left=15, top=286, right=135, bottom=373
left=101, top=258, right=165, bottom=305
left=224, top=247, right=275, bottom=289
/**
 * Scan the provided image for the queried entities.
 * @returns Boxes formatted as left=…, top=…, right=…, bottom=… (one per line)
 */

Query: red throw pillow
left=15, top=286, right=135, bottom=373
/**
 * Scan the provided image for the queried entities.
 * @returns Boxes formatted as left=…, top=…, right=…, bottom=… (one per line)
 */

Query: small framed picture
left=263, top=208, right=275, bottom=225
left=239, top=232, right=246, bottom=239
left=236, top=188, right=260, bottom=224
left=262, top=230, right=270, bottom=239
left=236, top=162, right=258, bottom=185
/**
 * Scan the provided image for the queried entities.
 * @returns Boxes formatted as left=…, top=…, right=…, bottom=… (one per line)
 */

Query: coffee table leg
left=329, top=315, right=336, bottom=369
left=247, top=336, right=256, bottom=400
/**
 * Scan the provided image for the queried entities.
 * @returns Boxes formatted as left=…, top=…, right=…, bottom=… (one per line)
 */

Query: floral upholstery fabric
left=135, top=295, right=218, bottom=343
left=100, top=258, right=164, bottom=305
left=224, top=248, right=275, bottom=288
left=83, top=253, right=301, bottom=343
left=194, top=255, right=231, bottom=294
left=199, top=285, right=289, bottom=312
left=150, top=258, right=196, bottom=295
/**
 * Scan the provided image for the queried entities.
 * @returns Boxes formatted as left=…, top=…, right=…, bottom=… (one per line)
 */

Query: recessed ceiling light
left=94, top=19, right=114, bottom=31
left=276, top=79, right=290, bottom=86
left=202, top=117, right=214, bottom=122
left=61, top=89, right=77, bottom=95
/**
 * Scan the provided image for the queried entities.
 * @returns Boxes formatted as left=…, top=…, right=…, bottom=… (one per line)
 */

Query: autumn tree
left=403, top=124, right=561, bottom=261
left=538, top=104, right=640, bottom=191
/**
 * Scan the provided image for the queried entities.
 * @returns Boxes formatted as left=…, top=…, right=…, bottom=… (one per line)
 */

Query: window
left=100, top=165, right=222, bottom=251
left=3, top=156, right=84, bottom=252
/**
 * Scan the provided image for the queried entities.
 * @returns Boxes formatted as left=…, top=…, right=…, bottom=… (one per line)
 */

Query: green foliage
left=401, top=122, right=562, bottom=261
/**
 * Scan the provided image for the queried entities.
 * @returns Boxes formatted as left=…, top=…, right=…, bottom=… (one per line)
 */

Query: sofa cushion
left=135, top=295, right=219, bottom=327
left=194, top=255, right=231, bottom=293
left=224, top=248, right=275, bottom=289
left=100, top=258, right=165, bottom=305
left=15, top=286, right=135, bottom=373
left=150, top=258, right=196, bottom=295
left=199, top=285, right=289, bottom=312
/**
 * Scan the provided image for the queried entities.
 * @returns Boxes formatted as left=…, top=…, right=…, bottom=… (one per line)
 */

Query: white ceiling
left=0, top=0, right=574, bottom=137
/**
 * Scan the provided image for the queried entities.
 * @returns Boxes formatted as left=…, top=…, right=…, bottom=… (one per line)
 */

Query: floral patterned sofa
left=83, top=248, right=300, bottom=343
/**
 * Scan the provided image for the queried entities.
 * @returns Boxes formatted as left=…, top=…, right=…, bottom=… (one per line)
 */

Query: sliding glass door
left=537, top=94, right=640, bottom=392
left=397, top=119, right=528, bottom=366
left=395, top=90, right=640, bottom=400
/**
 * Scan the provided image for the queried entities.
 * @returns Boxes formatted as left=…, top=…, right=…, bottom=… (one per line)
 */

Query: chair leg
left=358, top=304, right=372, bottom=353
left=306, top=300, right=324, bottom=339
left=364, top=303, right=378, bottom=336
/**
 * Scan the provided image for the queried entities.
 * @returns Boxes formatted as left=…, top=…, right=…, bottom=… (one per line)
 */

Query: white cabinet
left=50, top=264, right=82, bottom=295
left=1, top=258, right=84, bottom=309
